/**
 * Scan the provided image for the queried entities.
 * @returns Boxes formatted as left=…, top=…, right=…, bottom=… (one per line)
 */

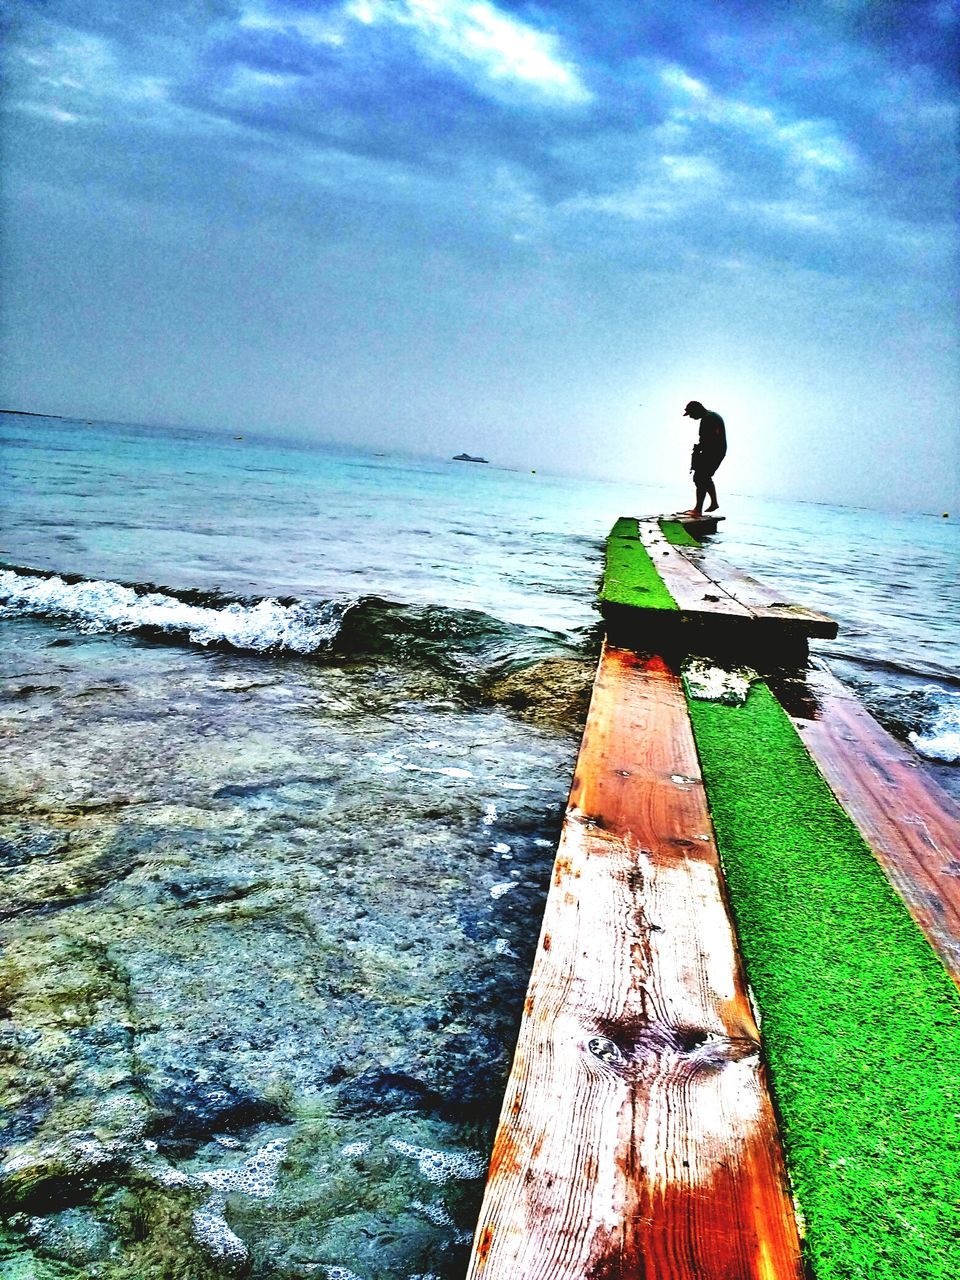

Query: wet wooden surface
left=636, top=521, right=837, bottom=640
left=680, top=548, right=838, bottom=638
left=466, top=644, right=803, bottom=1279
left=792, top=664, right=960, bottom=983
left=638, top=520, right=752, bottom=618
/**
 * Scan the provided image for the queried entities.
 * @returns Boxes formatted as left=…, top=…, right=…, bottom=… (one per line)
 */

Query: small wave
left=825, top=648, right=960, bottom=688
left=0, top=568, right=594, bottom=677
left=0, top=568, right=350, bottom=654
left=909, top=691, right=960, bottom=764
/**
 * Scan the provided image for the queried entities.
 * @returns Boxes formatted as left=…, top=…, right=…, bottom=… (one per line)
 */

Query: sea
left=1, top=411, right=958, bottom=1280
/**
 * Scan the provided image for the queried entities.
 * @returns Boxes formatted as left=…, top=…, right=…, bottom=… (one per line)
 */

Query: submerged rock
left=483, top=656, right=595, bottom=730
left=1, top=1141, right=119, bottom=1214
left=0, top=626, right=582, bottom=1277
left=337, top=1070, right=441, bottom=1118
left=144, top=1077, right=286, bottom=1156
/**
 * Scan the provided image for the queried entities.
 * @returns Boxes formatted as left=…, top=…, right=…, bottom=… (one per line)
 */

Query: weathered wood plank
left=681, top=549, right=838, bottom=638
left=670, top=513, right=725, bottom=537
left=790, top=664, right=960, bottom=982
left=637, top=520, right=752, bottom=618
left=466, top=645, right=803, bottom=1280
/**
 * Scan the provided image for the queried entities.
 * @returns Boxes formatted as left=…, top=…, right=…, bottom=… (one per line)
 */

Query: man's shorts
left=693, top=451, right=725, bottom=485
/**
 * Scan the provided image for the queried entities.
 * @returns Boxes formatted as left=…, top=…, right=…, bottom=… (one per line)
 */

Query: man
left=682, top=400, right=726, bottom=516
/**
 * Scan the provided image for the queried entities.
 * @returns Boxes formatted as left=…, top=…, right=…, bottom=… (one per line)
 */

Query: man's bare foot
left=682, top=508, right=703, bottom=517
left=705, top=503, right=720, bottom=512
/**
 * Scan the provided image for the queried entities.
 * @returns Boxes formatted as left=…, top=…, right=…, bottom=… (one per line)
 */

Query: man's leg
left=686, top=480, right=707, bottom=516
left=705, top=479, right=719, bottom=511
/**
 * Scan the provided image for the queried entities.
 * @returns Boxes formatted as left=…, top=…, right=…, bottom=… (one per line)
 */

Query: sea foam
left=0, top=569, right=350, bottom=654
left=909, top=690, right=960, bottom=763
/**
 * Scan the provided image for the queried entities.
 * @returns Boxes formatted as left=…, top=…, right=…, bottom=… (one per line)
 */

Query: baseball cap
left=683, top=400, right=704, bottom=416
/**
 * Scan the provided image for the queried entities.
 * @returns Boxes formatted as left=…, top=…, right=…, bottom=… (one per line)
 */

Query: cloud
left=658, top=61, right=859, bottom=178
left=7, top=25, right=173, bottom=124
left=5, top=4, right=957, bottom=326
left=232, top=0, right=590, bottom=103
left=343, top=0, right=591, bottom=101
left=11, top=101, right=85, bottom=125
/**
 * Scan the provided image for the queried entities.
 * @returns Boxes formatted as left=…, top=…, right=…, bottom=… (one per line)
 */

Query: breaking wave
left=0, top=567, right=348, bottom=654
left=909, top=691, right=960, bottom=764
left=0, top=566, right=593, bottom=675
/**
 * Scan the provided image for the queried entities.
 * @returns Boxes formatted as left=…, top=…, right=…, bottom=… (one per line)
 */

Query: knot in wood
left=586, top=1035, right=625, bottom=1068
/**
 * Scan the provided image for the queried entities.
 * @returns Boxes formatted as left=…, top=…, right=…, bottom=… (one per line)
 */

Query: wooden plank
left=637, top=520, right=752, bottom=619
left=467, top=645, right=803, bottom=1280
left=673, top=513, right=725, bottom=538
left=681, top=549, right=837, bottom=639
left=607, top=521, right=825, bottom=667
left=789, top=664, right=960, bottom=982
left=680, top=551, right=796, bottom=609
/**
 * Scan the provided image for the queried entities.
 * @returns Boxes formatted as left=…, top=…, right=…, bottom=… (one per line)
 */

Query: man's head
left=683, top=400, right=705, bottom=419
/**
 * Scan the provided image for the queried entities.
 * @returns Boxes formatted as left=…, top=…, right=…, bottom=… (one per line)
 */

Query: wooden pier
left=600, top=517, right=836, bottom=668
left=788, top=663, right=960, bottom=983
left=466, top=645, right=804, bottom=1278
left=466, top=513, right=960, bottom=1278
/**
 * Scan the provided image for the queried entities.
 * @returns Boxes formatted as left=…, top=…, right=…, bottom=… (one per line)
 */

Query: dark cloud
left=9, top=0, right=955, bottom=240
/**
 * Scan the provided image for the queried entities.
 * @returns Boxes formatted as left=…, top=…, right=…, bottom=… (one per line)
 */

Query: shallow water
left=0, top=622, right=582, bottom=1277
left=1, top=413, right=958, bottom=1277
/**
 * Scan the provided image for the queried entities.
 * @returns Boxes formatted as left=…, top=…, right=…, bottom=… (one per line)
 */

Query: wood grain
left=680, top=549, right=838, bottom=639
left=466, top=645, right=803, bottom=1279
left=791, top=664, right=960, bottom=983
left=637, top=521, right=752, bottom=618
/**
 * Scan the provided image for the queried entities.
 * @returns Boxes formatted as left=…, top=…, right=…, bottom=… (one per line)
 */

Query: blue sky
left=2, top=0, right=957, bottom=509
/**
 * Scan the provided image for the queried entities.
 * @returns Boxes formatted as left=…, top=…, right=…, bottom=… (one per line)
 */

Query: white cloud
left=13, top=101, right=84, bottom=125
left=13, top=32, right=170, bottom=111
left=662, top=153, right=723, bottom=184
left=345, top=0, right=590, bottom=102
left=236, top=0, right=588, bottom=101
left=227, top=67, right=303, bottom=95
left=561, top=184, right=678, bottom=223
left=660, top=66, right=708, bottom=100
left=659, top=63, right=858, bottom=176
left=748, top=199, right=833, bottom=231
left=239, top=6, right=347, bottom=47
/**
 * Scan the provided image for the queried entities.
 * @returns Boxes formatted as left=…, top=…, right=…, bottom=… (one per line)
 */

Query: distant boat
left=452, top=453, right=489, bottom=464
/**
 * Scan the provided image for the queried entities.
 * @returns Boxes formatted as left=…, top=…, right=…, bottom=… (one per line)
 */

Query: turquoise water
left=0, top=414, right=657, bottom=632
left=1, top=413, right=958, bottom=1279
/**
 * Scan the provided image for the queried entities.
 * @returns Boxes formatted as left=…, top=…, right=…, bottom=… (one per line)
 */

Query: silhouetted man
left=683, top=400, right=726, bottom=516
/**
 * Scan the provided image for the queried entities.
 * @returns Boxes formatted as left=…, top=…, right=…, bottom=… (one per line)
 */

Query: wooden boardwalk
left=790, top=664, right=960, bottom=984
left=600, top=519, right=835, bottom=667
left=467, top=515, right=958, bottom=1275
left=466, top=645, right=803, bottom=1279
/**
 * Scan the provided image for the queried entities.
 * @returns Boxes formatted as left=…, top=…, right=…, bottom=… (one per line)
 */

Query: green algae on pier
left=687, top=679, right=960, bottom=1280
left=599, top=517, right=677, bottom=613
left=658, top=518, right=701, bottom=547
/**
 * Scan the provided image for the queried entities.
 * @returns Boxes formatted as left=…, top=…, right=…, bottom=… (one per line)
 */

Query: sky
left=2, top=0, right=957, bottom=510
